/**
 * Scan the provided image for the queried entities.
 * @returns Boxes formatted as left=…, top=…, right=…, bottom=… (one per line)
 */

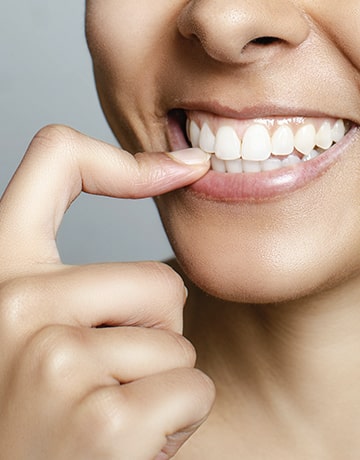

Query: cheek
left=85, top=0, right=182, bottom=88
left=85, top=0, right=178, bottom=150
left=307, top=1, right=360, bottom=70
left=156, top=154, right=360, bottom=303
left=86, top=2, right=154, bottom=101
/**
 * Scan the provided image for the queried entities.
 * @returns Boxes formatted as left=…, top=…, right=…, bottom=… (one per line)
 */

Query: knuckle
left=143, top=262, right=186, bottom=330
left=147, top=261, right=186, bottom=304
left=31, top=124, right=78, bottom=153
left=144, top=261, right=184, bottom=289
left=0, top=278, right=40, bottom=338
left=159, top=263, right=186, bottom=327
left=29, top=325, right=84, bottom=383
left=28, top=124, right=80, bottom=169
left=155, top=262, right=184, bottom=289
left=165, top=368, right=216, bottom=422
left=187, top=368, right=216, bottom=409
left=111, top=262, right=186, bottom=332
left=167, top=332, right=197, bottom=367
left=85, top=389, right=130, bottom=438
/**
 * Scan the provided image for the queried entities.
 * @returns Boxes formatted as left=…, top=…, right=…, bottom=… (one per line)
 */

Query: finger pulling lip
left=166, top=109, right=358, bottom=202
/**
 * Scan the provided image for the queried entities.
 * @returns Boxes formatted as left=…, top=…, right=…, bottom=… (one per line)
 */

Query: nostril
left=251, top=36, right=281, bottom=46
left=177, top=1, right=309, bottom=64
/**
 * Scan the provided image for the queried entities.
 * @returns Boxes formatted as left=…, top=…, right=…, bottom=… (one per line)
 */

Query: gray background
left=1, top=1, right=173, bottom=264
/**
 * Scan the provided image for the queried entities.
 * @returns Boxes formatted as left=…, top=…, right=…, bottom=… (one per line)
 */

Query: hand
left=0, top=125, right=214, bottom=459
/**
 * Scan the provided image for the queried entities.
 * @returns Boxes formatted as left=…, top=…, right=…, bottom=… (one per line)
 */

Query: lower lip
left=186, top=127, right=358, bottom=202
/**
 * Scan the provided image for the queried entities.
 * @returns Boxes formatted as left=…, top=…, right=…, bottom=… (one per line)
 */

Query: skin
left=85, top=0, right=360, bottom=458
left=86, top=0, right=360, bottom=303
left=0, top=128, right=214, bottom=460
left=1, top=0, right=360, bottom=459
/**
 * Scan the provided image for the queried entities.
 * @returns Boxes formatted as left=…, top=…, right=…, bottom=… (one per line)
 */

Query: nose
left=177, top=0, right=310, bottom=64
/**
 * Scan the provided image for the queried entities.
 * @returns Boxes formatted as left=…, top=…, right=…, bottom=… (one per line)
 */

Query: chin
left=169, top=239, right=357, bottom=305
left=156, top=166, right=360, bottom=305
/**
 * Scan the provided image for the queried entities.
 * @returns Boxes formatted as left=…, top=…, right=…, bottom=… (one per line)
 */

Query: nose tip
left=177, top=0, right=310, bottom=64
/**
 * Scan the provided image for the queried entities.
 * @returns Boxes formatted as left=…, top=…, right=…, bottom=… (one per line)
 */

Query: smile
left=186, top=111, right=350, bottom=173
left=167, top=108, right=357, bottom=201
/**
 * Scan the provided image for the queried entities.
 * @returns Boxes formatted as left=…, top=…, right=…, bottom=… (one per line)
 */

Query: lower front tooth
left=303, top=149, right=319, bottom=162
left=211, top=155, right=226, bottom=172
left=282, top=155, right=301, bottom=166
left=242, top=160, right=261, bottom=173
left=225, top=159, right=243, bottom=173
left=261, top=158, right=282, bottom=171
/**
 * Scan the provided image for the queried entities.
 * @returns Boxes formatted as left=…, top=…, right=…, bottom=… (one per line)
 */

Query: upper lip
left=175, top=101, right=356, bottom=123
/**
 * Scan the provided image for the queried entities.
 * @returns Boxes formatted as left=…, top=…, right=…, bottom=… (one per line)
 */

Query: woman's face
left=86, top=0, right=360, bottom=303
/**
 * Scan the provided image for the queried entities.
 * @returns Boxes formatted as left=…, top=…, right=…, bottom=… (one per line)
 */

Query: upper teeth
left=186, top=118, right=346, bottom=163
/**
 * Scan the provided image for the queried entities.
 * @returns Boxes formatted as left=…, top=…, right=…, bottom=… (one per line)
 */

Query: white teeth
left=225, top=159, right=243, bottom=173
left=261, top=158, right=282, bottom=171
left=271, top=125, right=294, bottom=156
left=242, top=124, right=272, bottom=161
left=303, top=149, right=319, bottom=162
left=186, top=117, right=348, bottom=173
left=211, top=155, right=305, bottom=174
left=199, top=122, right=215, bottom=153
left=294, top=124, right=316, bottom=155
left=215, top=126, right=241, bottom=160
left=189, top=120, right=201, bottom=147
left=211, top=155, right=227, bottom=173
left=332, top=119, right=345, bottom=142
left=242, top=159, right=262, bottom=173
left=282, top=155, right=301, bottom=167
left=315, top=121, right=333, bottom=150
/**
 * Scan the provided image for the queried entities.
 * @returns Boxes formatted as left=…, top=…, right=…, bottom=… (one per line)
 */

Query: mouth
left=167, top=109, right=357, bottom=201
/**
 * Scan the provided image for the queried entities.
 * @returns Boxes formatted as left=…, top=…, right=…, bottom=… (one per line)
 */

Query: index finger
left=0, top=125, right=209, bottom=265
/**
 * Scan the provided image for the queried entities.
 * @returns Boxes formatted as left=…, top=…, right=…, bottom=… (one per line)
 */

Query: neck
left=183, top=273, right=360, bottom=456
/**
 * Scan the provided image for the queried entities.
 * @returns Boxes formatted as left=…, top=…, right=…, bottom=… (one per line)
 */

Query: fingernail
left=167, top=148, right=211, bottom=165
